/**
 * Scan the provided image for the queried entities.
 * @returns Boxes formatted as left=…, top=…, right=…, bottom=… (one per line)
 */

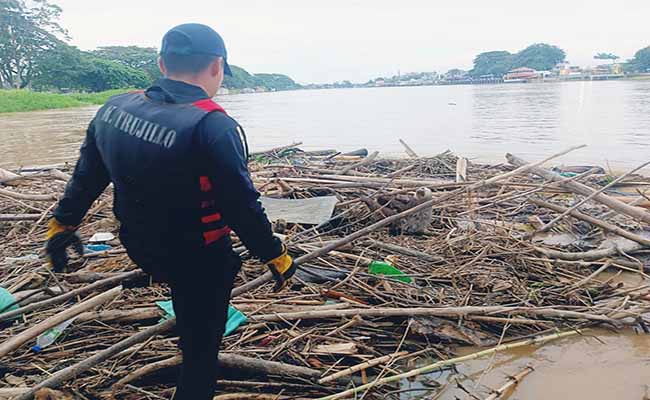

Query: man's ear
left=158, top=57, right=167, bottom=76
left=210, top=57, right=223, bottom=78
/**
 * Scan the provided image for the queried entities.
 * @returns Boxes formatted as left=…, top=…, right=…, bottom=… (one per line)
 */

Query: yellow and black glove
left=265, top=244, right=296, bottom=292
left=45, top=218, right=84, bottom=273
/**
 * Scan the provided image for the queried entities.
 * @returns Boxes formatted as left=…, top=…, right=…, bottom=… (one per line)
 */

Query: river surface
left=1, top=80, right=650, bottom=168
left=1, top=82, right=650, bottom=398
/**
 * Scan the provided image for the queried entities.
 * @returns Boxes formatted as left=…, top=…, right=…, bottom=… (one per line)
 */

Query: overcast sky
left=54, top=0, right=650, bottom=84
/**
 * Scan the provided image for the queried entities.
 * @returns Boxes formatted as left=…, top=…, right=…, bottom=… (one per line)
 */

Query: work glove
left=265, top=244, right=296, bottom=292
left=45, top=218, right=84, bottom=273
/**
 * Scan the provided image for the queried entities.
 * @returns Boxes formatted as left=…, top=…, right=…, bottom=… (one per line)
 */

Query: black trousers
left=169, top=262, right=238, bottom=400
left=122, top=231, right=241, bottom=400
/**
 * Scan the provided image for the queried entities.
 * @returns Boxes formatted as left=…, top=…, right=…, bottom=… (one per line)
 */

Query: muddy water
left=2, top=80, right=650, bottom=168
left=0, top=106, right=98, bottom=168
left=406, top=330, right=650, bottom=400
left=403, top=270, right=650, bottom=400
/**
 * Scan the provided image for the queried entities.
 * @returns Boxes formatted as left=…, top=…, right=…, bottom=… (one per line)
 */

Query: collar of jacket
left=146, top=78, right=210, bottom=104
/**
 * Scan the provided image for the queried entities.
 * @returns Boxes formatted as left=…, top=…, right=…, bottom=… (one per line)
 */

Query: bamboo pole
left=251, top=305, right=616, bottom=324
left=318, top=351, right=408, bottom=384
left=0, top=187, right=57, bottom=201
left=0, top=286, right=122, bottom=358
left=0, top=214, right=42, bottom=221
left=0, top=270, right=142, bottom=321
left=316, top=330, right=580, bottom=400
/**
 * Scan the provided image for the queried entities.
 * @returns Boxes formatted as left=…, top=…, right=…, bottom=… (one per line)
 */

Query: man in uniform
left=45, top=23, right=296, bottom=400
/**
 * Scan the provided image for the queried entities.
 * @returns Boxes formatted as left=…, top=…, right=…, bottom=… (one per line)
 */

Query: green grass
left=0, top=88, right=134, bottom=113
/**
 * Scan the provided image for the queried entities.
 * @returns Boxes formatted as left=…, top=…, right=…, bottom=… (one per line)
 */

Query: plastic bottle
left=31, top=317, right=77, bottom=353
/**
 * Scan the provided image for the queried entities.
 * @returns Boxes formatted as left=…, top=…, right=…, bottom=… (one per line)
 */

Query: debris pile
left=1, top=143, right=649, bottom=400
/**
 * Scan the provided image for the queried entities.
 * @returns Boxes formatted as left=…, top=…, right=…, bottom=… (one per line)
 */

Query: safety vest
left=94, top=90, right=232, bottom=248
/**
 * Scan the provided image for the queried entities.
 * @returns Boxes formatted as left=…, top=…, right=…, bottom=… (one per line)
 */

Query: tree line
left=0, top=0, right=300, bottom=92
left=470, top=43, right=650, bottom=78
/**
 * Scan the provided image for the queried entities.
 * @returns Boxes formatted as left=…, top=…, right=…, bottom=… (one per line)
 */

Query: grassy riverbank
left=0, top=89, right=132, bottom=113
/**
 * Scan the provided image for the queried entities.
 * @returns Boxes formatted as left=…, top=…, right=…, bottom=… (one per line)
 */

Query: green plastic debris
left=368, top=261, right=412, bottom=283
left=155, top=300, right=247, bottom=336
left=0, top=287, right=20, bottom=317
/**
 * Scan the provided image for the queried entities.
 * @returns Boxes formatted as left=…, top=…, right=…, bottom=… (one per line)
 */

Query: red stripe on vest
left=193, top=98, right=227, bottom=114
left=201, top=212, right=222, bottom=224
left=203, top=227, right=232, bottom=244
left=199, top=176, right=212, bottom=192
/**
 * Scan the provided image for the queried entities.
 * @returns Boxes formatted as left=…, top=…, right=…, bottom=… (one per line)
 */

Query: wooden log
left=0, top=187, right=58, bottom=201
left=47, top=169, right=71, bottom=181
left=529, top=198, right=650, bottom=247
left=507, top=153, right=650, bottom=225
left=534, top=242, right=643, bottom=261
left=399, top=139, right=419, bottom=158
left=0, top=270, right=142, bottom=322
left=0, top=286, right=121, bottom=358
left=115, top=352, right=321, bottom=388
left=0, top=388, right=29, bottom=398
left=456, top=157, right=468, bottom=183
left=0, top=214, right=42, bottom=221
left=337, top=151, right=379, bottom=175
left=76, top=307, right=161, bottom=323
left=0, top=167, right=21, bottom=185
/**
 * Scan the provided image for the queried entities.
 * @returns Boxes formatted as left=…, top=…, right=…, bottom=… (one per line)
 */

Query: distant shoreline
left=3, top=76, right=650, bottom=114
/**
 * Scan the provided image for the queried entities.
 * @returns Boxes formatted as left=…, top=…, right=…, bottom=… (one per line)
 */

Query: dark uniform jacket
left=53, top=78, right=282, bottom=281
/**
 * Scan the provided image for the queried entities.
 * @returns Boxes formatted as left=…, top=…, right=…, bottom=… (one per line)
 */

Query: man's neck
left=165, top=75, right=210, bottom=96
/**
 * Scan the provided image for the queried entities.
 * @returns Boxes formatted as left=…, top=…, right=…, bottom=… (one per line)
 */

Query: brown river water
left=1, top=82, right=650, bottom=398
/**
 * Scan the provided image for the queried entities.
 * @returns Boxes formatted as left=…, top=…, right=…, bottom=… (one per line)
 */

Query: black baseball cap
left=160, top=23, right=232, bottom=76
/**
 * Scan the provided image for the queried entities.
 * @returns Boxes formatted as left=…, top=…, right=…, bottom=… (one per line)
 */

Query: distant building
left=503, top=67, right=539, bottom=82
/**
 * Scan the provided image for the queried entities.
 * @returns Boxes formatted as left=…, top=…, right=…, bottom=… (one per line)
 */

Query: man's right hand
left=45, top=218, right=84, bottom=273
left=265, top=244, right=296, bottom=292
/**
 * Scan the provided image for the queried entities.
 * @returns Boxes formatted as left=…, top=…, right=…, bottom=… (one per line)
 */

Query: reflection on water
left=1, top=81, right=650, bottom=169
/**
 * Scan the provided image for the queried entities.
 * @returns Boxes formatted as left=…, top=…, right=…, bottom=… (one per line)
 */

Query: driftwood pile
left=1, top=143, right=650, bottom=400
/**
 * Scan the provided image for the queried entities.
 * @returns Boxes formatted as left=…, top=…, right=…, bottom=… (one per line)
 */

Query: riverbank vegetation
left=0, top=89, right=130, bottom=113
left=0, top=0, right=300, bottom=112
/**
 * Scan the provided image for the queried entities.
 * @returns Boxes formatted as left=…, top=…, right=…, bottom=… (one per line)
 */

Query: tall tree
left=631, top=46, right=650, bottom=72
left=470, top=50, right=513, bottom=77
left=0, top=0, right=67, bottom=88
left=512, top=43, right=566, bottom=71
left=92, top=46, right=162, bottom=82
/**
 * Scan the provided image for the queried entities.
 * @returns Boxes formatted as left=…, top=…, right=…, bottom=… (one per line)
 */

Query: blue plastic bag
left=0, top=287, right=20, bottom=317
left=156, top=300, right=247, bottom=336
